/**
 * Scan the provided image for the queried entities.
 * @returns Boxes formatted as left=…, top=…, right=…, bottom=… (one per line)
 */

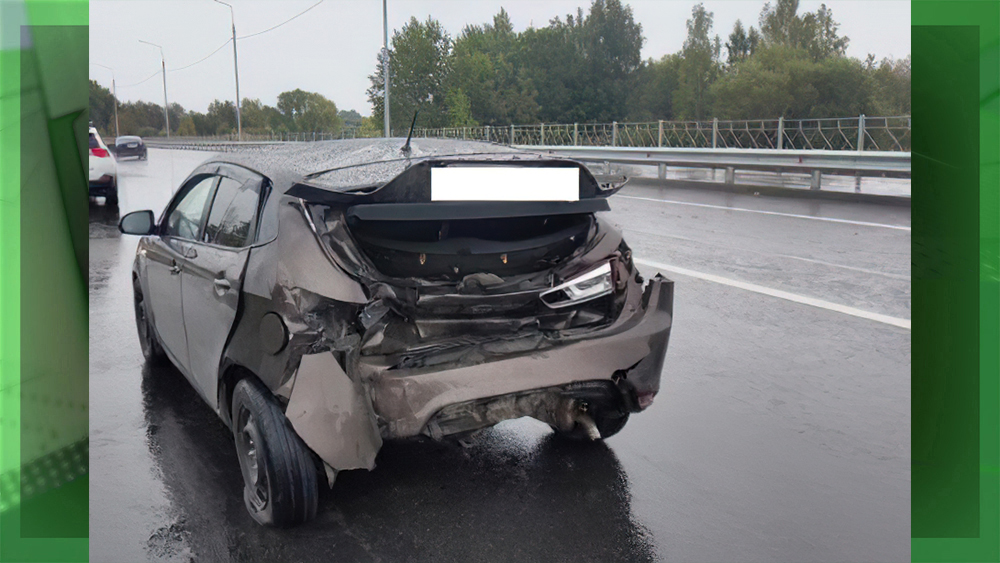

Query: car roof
left=198, top=137, right=546, bottom=195
left=117, top=135, right=141, bottom=141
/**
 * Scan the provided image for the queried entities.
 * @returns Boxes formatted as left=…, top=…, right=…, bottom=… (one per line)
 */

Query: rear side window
left=89, top=133, right=99, bottom=148
left=204, top=177, right=260, bottom=248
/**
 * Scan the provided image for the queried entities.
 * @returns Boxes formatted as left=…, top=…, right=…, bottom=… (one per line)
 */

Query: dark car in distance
left=115, top=135, right=147, bottom=160
left=118, top=138, right=674, bottom=528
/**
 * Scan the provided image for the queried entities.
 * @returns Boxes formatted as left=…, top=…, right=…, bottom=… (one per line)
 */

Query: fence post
left=658, top=120, right=664, bottom=147
left=857, top=114, right=866, bottom=151
left=540, top=123, right=545, bottom=145
left=810, top=170, right=822, bottom=190
left=777, top=117, right=784, bottom=150
left=612, top=121, right=618, bottom=146
left=511, top=124, right=515, bottom=145
left=712, top=118, right=718, bottom=149
left=573, top=123, right=579, bottom=146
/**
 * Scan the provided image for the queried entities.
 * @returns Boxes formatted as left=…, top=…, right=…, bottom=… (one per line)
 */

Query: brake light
left=91, top=147, right=109, bottom=158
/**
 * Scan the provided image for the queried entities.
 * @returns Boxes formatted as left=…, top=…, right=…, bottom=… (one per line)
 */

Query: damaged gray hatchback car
left=119, top=138, right=673, bottom=527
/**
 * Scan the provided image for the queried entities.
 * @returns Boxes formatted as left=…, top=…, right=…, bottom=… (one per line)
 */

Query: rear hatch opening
left=347, top=213, right=595, bottom=281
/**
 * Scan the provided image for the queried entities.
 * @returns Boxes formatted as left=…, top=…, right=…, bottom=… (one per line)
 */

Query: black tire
left=106, top=182, right=118, bottom=206
left=555, top=410, right=630, bottom=441
left=133, top=277, right=167, bottom=364
left=231, top=377, right=319, bottom=528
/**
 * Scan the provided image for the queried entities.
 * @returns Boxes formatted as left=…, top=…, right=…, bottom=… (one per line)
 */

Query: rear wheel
left=133, top=277, right=166, bottom=363
left=106, top=181, right=118, bottom=205
left=232, top=377, right=319, bottom=527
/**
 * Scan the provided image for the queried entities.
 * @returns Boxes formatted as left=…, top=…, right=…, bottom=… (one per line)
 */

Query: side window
left=165, top=176, right=217, bottom=240
left=205, top=178, right=261, bottom=248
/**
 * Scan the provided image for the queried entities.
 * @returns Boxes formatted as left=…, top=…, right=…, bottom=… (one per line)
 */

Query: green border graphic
left=0, top=1, right=996, bottom=562
left=912, top=1, right=1000, bottom=562
left=0, top=1, right=89, bottom=561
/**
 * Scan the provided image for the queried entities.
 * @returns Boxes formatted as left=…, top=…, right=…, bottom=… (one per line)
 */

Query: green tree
left=445, top=88, right=478, bottom=127
left=367, top=16, right=452, bottom=131
left=626, top=54, right=682, bottom=121
left=239, top=98, right=269, bottom=131
left=676, top=3, right=721, bottom=120
left=89, top=80, right=115, bottom=137
left=865, top=55, right=911, bottom=115
left=447, top=9, right=539, bottom=125
left=759, top=0, right=847, bottom=61
left=725, top=20, right=760, bottom=67
left=518, top=14, right=589, bottom=123
left=207, top=99, right=237, bottom=134
left=711, top=43, right=870, bottom=119
left=579, top=0, right=645, bottom=121
left=276, top=89, right=342, bottom=133
left=338, top=109, right=364, bottom=128
left=177, top=115, right=197, bottom=136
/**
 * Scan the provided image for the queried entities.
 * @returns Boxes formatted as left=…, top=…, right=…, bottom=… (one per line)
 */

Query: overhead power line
left=169, top=38, right=233, bottom=72
left=119, top=69, right=162, bottom=88
left=237, top=0, right=324, bottom=40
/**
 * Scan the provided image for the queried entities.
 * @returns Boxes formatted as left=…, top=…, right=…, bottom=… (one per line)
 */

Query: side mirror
left=119, top=210, right=156, bottom=235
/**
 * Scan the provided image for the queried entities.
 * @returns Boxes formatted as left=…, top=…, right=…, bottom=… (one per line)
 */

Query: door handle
left=213, top=278, right=231, bottom=291
left=169, top=262, right=182, bottom=275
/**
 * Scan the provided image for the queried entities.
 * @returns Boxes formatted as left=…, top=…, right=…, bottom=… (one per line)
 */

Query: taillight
left=90, top=147, right=109, bottom=158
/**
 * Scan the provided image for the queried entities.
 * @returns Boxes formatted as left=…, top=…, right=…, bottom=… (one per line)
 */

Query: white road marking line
left=615, top=194, right=911, bottom=231
left=635, top=258, right=911, bottom=330
left=622, top=228, right=911, bottom=281
left=773, top=254, right=911, bottom=281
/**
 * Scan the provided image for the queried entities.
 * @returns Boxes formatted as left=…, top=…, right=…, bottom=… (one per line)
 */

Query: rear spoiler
left=286, top=159, right=628, bottom=213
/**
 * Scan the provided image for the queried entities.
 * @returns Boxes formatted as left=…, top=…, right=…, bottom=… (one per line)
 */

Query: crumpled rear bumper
left=368, top=274, right=673, bottom=438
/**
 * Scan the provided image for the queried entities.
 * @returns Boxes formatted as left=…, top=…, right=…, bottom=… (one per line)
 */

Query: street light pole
left=382, top=0, right=390, bottom=137
left=139, top=40, right=170, bottom=137
left=92, top=63, right=119, bottom=139
left=215, top=0, right=242, bottom=141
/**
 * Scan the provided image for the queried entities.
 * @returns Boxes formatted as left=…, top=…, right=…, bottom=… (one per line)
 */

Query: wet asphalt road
left=89, top=149, right=910, bottom=563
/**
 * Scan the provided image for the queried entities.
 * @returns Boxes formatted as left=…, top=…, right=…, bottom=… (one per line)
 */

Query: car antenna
left=401, top=110, right=418, bottom=156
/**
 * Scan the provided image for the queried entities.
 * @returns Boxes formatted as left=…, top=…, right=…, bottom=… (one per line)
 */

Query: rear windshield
left=89, top=133, right=99, bottom=149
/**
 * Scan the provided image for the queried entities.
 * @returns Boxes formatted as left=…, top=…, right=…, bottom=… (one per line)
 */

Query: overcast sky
left=89, top=0, right=910, bottom=116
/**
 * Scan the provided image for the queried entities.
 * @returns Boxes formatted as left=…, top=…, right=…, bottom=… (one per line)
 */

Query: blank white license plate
left=431, top=167, right=579, bottom=202
left=127, top=143, right=137, bottom=148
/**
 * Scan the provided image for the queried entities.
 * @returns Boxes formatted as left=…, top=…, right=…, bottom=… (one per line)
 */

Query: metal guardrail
left=521, top=145, right=911, bottom=190
left=144, top=138, right=283, bottom=152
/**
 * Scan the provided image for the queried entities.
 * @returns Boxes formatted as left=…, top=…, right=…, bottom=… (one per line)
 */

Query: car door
left=180, top=168, right=264, bottom=409
left=145, top=174, right=219, bottom=376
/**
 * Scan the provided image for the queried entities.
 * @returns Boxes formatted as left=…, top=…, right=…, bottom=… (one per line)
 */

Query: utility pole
left=215, top=0, right=242, bottom=141
left=92, top=63, right=119, bottom=139
left=139, top=40, right=170, bottom=137
left=382, top=0, right=390, bottom=137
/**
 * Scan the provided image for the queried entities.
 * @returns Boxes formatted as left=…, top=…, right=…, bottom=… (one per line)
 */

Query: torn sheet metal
left=284, top=352, right=382, bottom=471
